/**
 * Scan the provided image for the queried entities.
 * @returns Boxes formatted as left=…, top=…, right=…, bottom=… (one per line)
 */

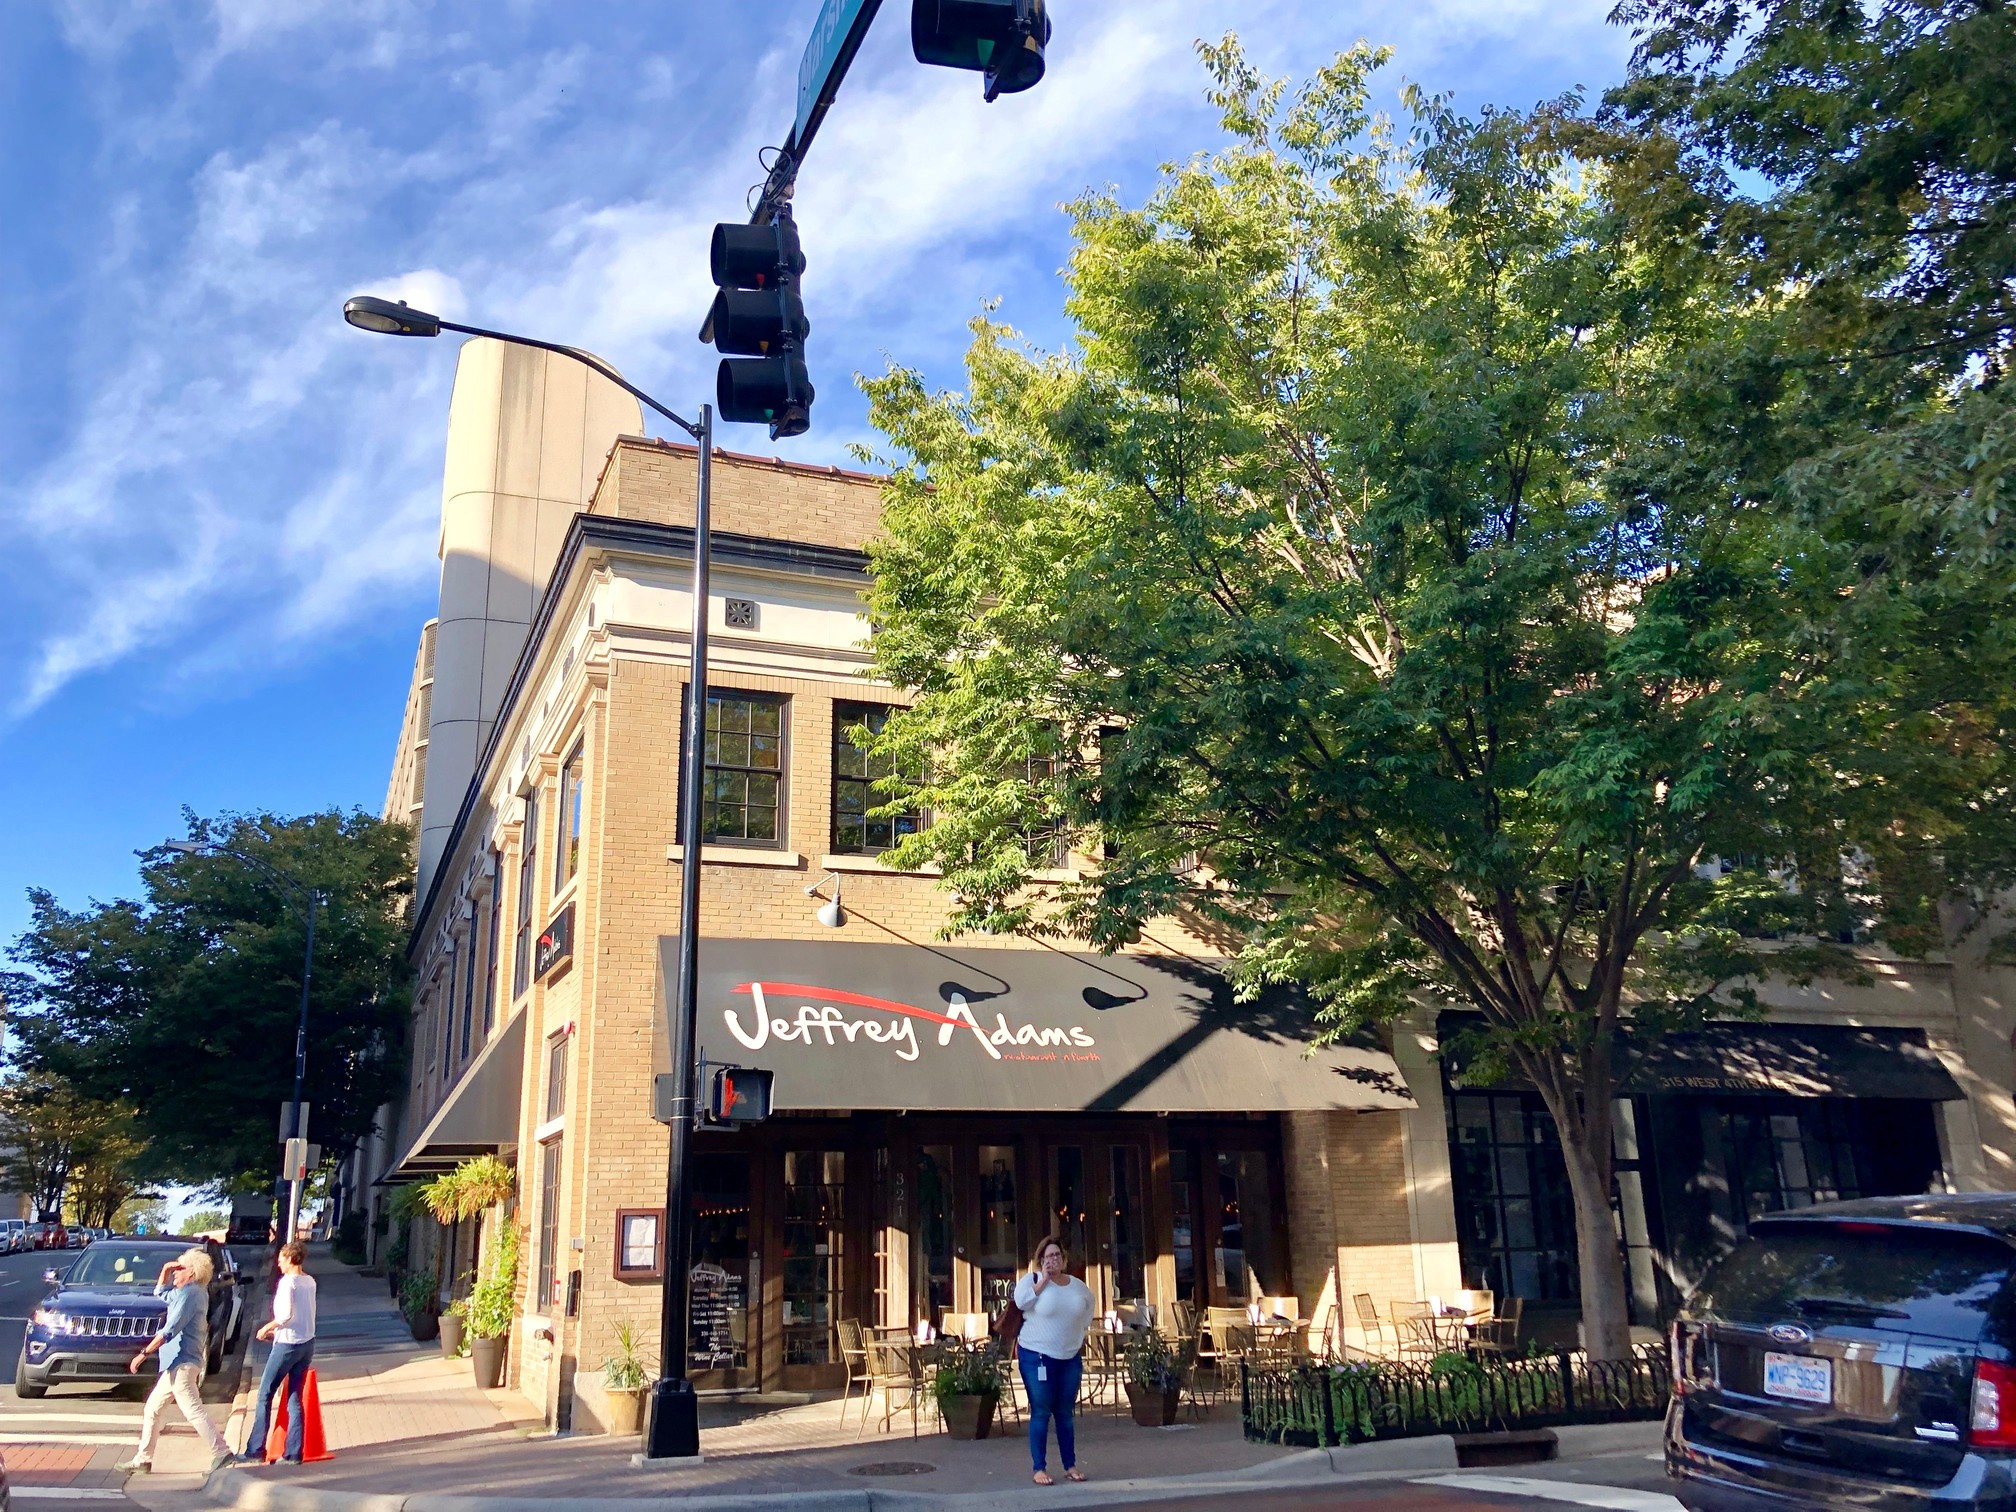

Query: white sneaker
left=113, top=1458, right=150, bottom=1474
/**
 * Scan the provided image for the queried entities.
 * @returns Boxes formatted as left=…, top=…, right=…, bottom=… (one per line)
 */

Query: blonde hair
left=1029, top=1233, right=1068, bottom=1272
left=176, top=1247, right=214, bottom=1286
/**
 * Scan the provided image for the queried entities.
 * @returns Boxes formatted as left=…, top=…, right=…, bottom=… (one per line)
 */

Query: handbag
left=993, top=1296, right=1024, bottom=1351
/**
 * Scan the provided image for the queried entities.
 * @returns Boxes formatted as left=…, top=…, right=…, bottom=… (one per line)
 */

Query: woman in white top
left=1012, top=1233, right=1097, bottom=1485
left=237, top=1240, right=318, bottom=1464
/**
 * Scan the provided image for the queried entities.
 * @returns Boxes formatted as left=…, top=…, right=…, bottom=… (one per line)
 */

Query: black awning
left=657, top=938, right=1415, bottom=1114
left=1441, top=1016, right=1962, bottom=1102
left=382, top=1005, right=528, bottom=1183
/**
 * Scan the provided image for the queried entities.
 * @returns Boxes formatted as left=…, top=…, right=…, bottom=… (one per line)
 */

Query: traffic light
left=708, top=213, right=813, bottom=438
left=912, top=0, right=1050, bottom=101
left=708, top=1066, right=774, bottom=1125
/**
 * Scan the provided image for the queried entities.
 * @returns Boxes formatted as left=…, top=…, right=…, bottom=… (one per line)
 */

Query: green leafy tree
left=182, top=1208, right=229, bottom=1237
left=0, top=1072, right=141, bottom=1223
left=856, top=41, right=2014, bottom=1354
left=4, top=809, right=414, bottom=1187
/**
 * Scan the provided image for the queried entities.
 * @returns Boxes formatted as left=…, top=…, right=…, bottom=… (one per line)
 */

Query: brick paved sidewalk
left=125, top=1244, right=1303, bottom=1507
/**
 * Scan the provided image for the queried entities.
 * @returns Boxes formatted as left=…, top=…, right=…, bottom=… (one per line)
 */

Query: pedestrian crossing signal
left=708, top=1066, right=774, bottom=1124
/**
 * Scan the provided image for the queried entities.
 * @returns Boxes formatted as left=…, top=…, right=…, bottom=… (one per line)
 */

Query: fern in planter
left=463, top=1224, right=519, bottom=1341
left=1121, top=1329, right=1189, bottom=1393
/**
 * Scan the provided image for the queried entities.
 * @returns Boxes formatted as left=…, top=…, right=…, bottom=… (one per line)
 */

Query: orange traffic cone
left=263, top=1368, right=334, bottom=1464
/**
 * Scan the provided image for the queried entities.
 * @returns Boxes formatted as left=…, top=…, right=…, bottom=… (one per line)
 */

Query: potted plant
left=1121, top=1329, right=1188, bottom=1427
left=463, top=1224, right=519, bottom=1389
left=440, top=1271, right=471, bottom=1358
left=399, top=1272, right=440, bottom=1342
left=602, top=1319, right=652, bottom=1434
left=929, top=1339, right=1002, bottom=1440
left=384, top=1234, right=408, bottom=1299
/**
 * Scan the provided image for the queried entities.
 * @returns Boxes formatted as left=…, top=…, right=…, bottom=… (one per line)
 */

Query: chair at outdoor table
left=837, top=1319, right=872, bottom=1429
left=1353, top=1293, right=1396, bottom=1358
left=858, top=1338, right=924, bottom=1439
left=1169, top=1299, right=1198, bottom=1339
left=1470, top=1297, right=1525, bottom=1356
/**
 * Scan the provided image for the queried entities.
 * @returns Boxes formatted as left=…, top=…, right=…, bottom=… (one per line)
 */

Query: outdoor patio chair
left=1353, top=1293, right=1393, bottom=1357
left=1471, top=1297, right=1525, bottom=1355
left=858, top=1338, right=924, bottom=1439
left=836, top=1319, right=871, bottom=1428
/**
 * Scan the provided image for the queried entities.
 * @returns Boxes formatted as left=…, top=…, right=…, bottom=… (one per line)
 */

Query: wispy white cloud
left=2, top=0, right=1625, bottom=719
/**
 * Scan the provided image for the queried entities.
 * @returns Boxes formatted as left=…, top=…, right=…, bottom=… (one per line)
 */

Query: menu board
left=689, top=1261, right=746, bottom=1368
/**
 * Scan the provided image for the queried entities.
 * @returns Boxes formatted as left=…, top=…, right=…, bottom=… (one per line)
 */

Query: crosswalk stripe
left=1413, top=1473, right=1685, bottom=1511
left=9, top=1490, right=128, bottom=1501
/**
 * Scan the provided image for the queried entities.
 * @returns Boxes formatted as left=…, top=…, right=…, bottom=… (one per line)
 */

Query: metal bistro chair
left=1352, top=1293, right=1394, bottom=1358
left=858, top=1337, right=924, bottom=1439
left=836, top=1319, right=871, bottom=1429
left=1471, top=1296, right=1525, bottom=1357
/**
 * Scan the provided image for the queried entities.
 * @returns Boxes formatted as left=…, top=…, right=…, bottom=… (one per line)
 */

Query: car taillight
left=1972, top=1359, right=2016, bottom=1447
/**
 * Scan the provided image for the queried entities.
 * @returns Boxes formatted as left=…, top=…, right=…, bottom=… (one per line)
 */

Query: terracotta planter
left=438, top=1313, right=464, bottom=1357
left=1124, top=1381, right=1181, bottom=1427
left=470, top=1334, right=506, bottom=1389
left=606, top=1386, right=645, bottom=1435
left=940, top=1392, right=997, bottom=1440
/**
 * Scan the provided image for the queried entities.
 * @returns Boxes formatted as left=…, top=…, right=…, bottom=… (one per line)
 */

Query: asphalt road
left=0, top=1244, right=253, bottom=1409
left=1101, top=1456, right=1684, bottom=1511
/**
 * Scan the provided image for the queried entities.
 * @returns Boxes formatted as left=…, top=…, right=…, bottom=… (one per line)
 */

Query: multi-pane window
left=545, top=1034, right=568, bottom=1123
left=832, top=702, right=922, bottom=854
left=535, top=1138, right=563, bottom=1311
left=513, top=791, right=540, bottom=999
left=1448, top=1091, right=1579, bottom=1303
left=1022, top=752, right=1068, bottom=868
left=481, top=851, right=501, bottom=1038
left=439, top=949, right=456, bottom=1084
left=703, top=693, right=784, bottom=845
left=556, top=746, right=584, bottom=889
left=458, top=905, right=478, bottom=1063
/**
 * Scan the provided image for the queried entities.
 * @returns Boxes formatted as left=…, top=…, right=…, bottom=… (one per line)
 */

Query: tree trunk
left=1560, top=1133, right=1633, bottom=1360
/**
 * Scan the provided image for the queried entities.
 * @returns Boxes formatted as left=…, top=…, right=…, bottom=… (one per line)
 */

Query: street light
left=344, top=294, right=713, bottom=1461
left=165, top=837, right=325, bottom=1245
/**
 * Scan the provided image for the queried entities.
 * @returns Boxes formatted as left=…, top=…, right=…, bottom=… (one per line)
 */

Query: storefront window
left=1448, top=1091, right=1578, bottom=1303
left=918, top=1145, right=955, bottom=1323
left=689, top=1154, right=752, bottom=1374
left=1214, top=1150, right=1280, bottom=1302
left=1050, top=1146, right=1088, bottom=1273
left=1169, top=1149, right=1196, bottom=1303
left=977, top=1146, right=1019, bottom=1317
left=1711, top=1097, right=1866, bottom=1224
left=1109, top=1145, right=1146, bottom=1303
left=781, top=1150, right=844, bottom=1365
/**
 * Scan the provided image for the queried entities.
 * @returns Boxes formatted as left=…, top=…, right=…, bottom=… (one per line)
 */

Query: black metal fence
left=1241, top=1346, right=1672, bottom=1447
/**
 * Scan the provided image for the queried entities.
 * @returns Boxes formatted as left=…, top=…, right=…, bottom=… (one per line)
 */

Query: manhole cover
left=848, top=1461, right=938, bottom=1477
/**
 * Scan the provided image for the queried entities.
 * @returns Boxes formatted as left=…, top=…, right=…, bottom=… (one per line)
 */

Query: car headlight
left=32, top=1308, right=65, bottom=1329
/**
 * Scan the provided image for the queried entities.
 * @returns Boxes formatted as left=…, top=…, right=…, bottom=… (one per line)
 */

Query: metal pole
left=286, top=895, right=318, bottom=1243
left=646, top=405, right=713, bottom=1460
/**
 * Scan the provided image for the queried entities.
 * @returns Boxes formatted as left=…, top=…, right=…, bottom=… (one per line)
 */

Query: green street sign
left=794, top=0, right=885, bottom=152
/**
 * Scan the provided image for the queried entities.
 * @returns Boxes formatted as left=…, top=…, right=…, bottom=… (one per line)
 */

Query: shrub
left=1121, top=1329, right=1189, bottom=1392
left=463, top=1224, right=519, bottom=1342
left=399, top=1271, right=439, bottom=1320
left=603, top=1319, right=652, bottom=1392
left=929, top=1340, right=1002, bottom=1408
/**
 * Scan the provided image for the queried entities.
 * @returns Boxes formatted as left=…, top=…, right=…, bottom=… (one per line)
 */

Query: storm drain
left=848, top=1461, right=938, bottom=1476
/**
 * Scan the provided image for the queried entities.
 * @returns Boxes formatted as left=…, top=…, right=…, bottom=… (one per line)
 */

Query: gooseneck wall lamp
left=344, top=293, right=713, bottom=1461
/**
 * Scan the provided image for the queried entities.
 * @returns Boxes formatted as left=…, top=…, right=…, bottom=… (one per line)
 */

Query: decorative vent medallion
left=724, top=597, right=758, bottom=629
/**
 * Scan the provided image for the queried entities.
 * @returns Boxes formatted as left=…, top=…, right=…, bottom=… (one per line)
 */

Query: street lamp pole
left=165, top=839, right=323, bottom=1242
left=342, top=295, right=713, bottom=1459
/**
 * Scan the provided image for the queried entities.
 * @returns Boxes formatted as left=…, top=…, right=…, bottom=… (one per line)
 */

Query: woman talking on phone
left=1012, top=1233, right=1097, bottom=1486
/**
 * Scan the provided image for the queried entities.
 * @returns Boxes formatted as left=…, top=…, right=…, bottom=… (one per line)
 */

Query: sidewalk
left=121, top=1247, right=1663, bottom=1511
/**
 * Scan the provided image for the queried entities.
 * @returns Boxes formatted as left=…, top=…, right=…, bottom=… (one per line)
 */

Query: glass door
left=1047, top=1138, right=1149, bottom=1317
left=780, top=1150, right=844, bottom=1367
left=975, top=1144, right=1021, bottom=1320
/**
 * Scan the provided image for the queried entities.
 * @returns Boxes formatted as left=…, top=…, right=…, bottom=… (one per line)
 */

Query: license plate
left=1764, top=1351, right=1832, bottom=1405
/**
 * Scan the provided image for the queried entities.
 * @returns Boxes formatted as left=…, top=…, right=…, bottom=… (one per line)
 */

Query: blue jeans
left=1018, top=1346, right=1081, bottom=1474
left=243, top=1339, right=314, bottom=1461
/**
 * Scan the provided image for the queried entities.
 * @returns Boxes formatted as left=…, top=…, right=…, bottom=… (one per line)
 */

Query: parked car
left=0, top=1220, right=27, bottom=1254
left=17, top=1237, right=244, bottom=1399
left=31, top=1222, right=66, bottom=1252
left=1668, top=1193, right=2016, bottom=1511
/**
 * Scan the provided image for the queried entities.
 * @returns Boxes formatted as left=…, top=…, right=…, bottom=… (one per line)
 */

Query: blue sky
left=0, top=0, right=1633, bottom=946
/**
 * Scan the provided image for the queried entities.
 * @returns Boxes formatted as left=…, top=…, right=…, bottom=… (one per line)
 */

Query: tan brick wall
left=593, top=439, right=886, bottom=553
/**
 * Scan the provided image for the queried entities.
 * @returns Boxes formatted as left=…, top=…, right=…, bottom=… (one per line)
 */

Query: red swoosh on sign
left=731, top=981, right=963, bottom=1029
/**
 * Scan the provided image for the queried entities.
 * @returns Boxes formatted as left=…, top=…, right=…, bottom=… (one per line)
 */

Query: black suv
left=1668, top=1194, right=2016, bottom=1510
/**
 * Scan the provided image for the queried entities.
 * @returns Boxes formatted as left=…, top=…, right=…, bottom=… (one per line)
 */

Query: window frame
left=481, top=851, right=502, bottom=1038
left=831, top=700, right=924, bottom=856
left=535, top=1136, right=563, bottom=1311
left=458, top=902, right=479, bottom=1065
left=555, top=743, right=585, bottom=892
left=693, top=688, right=789, bottom=849
left=513, top=790, right=540, bottom=1000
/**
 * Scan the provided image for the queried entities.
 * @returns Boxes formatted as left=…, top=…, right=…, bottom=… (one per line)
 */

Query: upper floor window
left=556, top=745, right=584, bottom=889
left=1022, top=751, right=1068, bottom=869
left=545, top=1033, right=569, bottom=1123
left=458, top=903, right=479, bottom=1064
left=481, top=850, right=502, bottom=1037
left=703, top=693, right=785, bottom=846
left=513, top=790, right=540, bottom=999
left=832, top=702, right=923, bottom=855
